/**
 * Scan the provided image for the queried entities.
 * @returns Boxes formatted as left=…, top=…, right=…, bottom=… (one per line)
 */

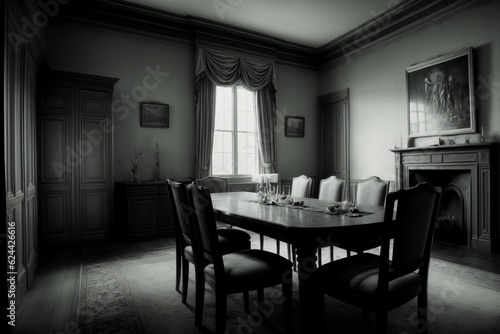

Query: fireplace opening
left=435, top=184, right=466, bottom=245
left=409, top=169, right=470, bottom=246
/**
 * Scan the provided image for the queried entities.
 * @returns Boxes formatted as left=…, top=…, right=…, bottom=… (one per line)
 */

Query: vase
left=132, top=168, right=139, bottom=183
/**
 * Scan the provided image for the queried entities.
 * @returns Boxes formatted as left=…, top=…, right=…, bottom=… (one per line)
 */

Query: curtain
left=194, top=48, right=277, bottom=179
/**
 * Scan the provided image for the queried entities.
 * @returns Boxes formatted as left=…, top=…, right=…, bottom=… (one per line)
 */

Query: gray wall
left=45, top=21, right=319, bottom=182
left=318, top=0, right=500, bottom=181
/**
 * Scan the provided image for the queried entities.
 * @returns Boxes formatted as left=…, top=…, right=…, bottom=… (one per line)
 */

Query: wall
left=45, top=21, right=319, bottom=183
left=318, top=0, right=500, bottom=247
left=46, top=22, right=195, bottom=182
left=275, top=64, right=319, bottom=180
left=318, top=0, right=500, bottom=181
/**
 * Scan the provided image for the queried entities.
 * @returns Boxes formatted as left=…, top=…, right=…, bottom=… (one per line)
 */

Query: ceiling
left=123, top=0, right=404, bottom=48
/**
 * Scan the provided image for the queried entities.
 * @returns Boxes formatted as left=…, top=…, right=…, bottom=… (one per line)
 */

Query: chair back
left=291, top=175, right=314, bottom=198
left=196, top=176, right=228, bottom=193
left=187, top=183, right=224, bottom=270
left=381, top=182, right=441, bottom=279
left=167, top=180, right=192, bottom=247
left=318, top=176, right=344, bottom=202
left=355, top=176, right=389, bottom=206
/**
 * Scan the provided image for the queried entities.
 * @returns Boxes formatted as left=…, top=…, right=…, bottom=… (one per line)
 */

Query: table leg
left=295, top=242, right=321, bottom=333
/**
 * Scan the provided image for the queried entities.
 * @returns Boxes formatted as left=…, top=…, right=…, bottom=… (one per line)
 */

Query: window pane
left=213, top=85, right=258, bottom=176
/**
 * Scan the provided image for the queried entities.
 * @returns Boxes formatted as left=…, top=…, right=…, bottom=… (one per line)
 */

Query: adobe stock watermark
left=213, top=0, right=245, bottom=21
left=400, top=277, right=466, bottom=333
left=233, top=270, right=292, bottom=334
left=8, top=0, right=71, bottom=54
left=51, top=64, right=170, bottom=177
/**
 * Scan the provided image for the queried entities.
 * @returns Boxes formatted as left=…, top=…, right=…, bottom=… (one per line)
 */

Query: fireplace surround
left=391, top=143, right=495, bottom=252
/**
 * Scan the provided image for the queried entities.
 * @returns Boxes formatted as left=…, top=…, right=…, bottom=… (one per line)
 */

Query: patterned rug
left=78, top=246, right=500, bottom=333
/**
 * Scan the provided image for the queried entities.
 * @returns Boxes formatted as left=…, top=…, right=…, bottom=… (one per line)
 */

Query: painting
left=406, top=47, right=475, bottom=138
left=140, top=102, right=169, bottom=128
left=285, top=116, right=305, bottom=137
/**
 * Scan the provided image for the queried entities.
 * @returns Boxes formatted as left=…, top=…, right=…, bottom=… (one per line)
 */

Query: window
left=212, top=85, right=258, bottom=176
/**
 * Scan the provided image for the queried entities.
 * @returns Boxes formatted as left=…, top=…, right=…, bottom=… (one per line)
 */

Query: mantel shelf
left=389, top=142, right=494, bottom=153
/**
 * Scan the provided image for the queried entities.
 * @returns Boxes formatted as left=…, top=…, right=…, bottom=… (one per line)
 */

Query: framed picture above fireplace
left=405, top=47, right=475, bottom=138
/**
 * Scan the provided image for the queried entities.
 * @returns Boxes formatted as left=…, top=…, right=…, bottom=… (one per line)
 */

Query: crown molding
left=317, top=0, right=481, bottom=67
left=56, top=0, right=482, bottom=70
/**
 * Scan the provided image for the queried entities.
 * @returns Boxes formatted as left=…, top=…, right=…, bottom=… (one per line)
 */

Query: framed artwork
left=285, top=116, right=305, bottom=137
left=140, top=102, right=169, bottom=128
left=406, top=47, right=475, bottom=138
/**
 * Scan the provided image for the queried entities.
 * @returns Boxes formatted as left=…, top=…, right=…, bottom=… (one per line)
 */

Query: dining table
left=210, top=191, right=387, bottom=333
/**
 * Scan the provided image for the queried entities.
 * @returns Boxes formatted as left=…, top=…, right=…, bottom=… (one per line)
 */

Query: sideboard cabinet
left=115, top=182, right=175, bottom=239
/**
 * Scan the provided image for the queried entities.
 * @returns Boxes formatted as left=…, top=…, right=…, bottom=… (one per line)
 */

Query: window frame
left=211, top=85, right=259, bottom=178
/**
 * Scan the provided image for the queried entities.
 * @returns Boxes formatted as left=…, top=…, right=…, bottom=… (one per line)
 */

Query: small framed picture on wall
left=285, top=116, right=305, bottom=137
left=140, top=102, right=169, bottom=128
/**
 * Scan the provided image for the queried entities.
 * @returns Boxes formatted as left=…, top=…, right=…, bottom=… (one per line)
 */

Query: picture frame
left=285, top=116, right=305, bottom=137
left=406, top=47, right=475, bottom=138
left=140, top=102, right=169, bottom=128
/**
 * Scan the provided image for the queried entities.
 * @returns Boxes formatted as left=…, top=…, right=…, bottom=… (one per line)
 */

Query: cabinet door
left=38, top=88, right=73, bottom=244
left=128, top=196, right=159, bottom=237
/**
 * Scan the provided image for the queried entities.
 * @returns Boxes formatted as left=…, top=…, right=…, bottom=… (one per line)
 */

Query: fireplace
left=410, top=170, right=469, bottom=245
left=391, top=143, right=494, bottom=252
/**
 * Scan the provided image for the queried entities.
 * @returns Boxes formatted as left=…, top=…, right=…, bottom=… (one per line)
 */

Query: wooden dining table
left=210, top=191, right=387, bottom=333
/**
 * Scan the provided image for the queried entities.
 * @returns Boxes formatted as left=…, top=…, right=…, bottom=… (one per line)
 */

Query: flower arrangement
left=129, top=145, right=143, bottom=182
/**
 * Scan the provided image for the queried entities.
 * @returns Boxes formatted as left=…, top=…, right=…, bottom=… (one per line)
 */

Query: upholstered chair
left=196, top=176, right=228, bottom=193
left=290, top=174, right=314, bottom=198
left=188, top=183, right=293, bottom=334
left=166, top=180, right=251, bottom=312
left=317, top=176, right=344, bottom=264
left=312, top=182, right=442, bottom=334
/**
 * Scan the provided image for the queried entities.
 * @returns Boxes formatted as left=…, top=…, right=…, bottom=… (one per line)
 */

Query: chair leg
left=329, top=246, right=334, bottom=262
left=282, top=274, right=293, bottom=334
left=181, top=258, right=189, bottom=303
left=215, top=291, right=227, bottom=334
left=292, top=247, right=297, bottom=272
left=375, top=311, right=388, bottom=334
left=260, top=234, right=264, bottom=250
left=347, top=250, right=352, bottom=257
left=194, top=267, right=205, bottom=328
left=243, top=291, right=250, bottom=313
left=276, top=239, right=280, bottom=255
left=175, top=250, right=181, bottom=293
left=317, top=247, right=322, bottom=266
left=418, top=290, right=428, bottom=334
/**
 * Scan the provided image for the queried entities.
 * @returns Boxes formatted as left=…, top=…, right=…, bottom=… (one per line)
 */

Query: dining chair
left=288, top=175, right=314, bottom=270
left=290, top=174, right=314, bottom=198
left=166, top=180, right=251, bottom=308
left=252, top=173, right=281, bottom=251
left=187, top=183, right=293, bottom=334
left=312, top=182, right=442, bottom=334
left=196, top=176, right=228, bottom=193
left=338, top=176, right=390, bottom=257
left=317, top=176, right=344, bottom=265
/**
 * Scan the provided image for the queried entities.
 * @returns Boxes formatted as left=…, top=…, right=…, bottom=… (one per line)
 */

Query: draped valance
left=195, top=48, right=276, bottom=92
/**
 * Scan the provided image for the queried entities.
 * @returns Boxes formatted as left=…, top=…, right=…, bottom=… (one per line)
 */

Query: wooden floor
left=12, top=236, right=500, bottom=334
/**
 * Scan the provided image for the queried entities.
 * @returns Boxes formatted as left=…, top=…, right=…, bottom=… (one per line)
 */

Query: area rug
left=78, top=245, right=500, bottom=334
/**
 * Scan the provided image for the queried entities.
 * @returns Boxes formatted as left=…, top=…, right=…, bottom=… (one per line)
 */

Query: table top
left=211, top=191, right=385, bottom=232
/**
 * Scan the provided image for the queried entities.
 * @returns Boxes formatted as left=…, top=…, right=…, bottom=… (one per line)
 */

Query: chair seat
left=217, top=228, right=251, bottom=254
left=314, top=253, right=422, bottom=310
left=205, top=249, right=292, bottom=294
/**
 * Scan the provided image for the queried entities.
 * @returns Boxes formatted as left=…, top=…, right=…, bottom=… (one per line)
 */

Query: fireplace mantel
left=390, top=143, right=494, bottom=252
